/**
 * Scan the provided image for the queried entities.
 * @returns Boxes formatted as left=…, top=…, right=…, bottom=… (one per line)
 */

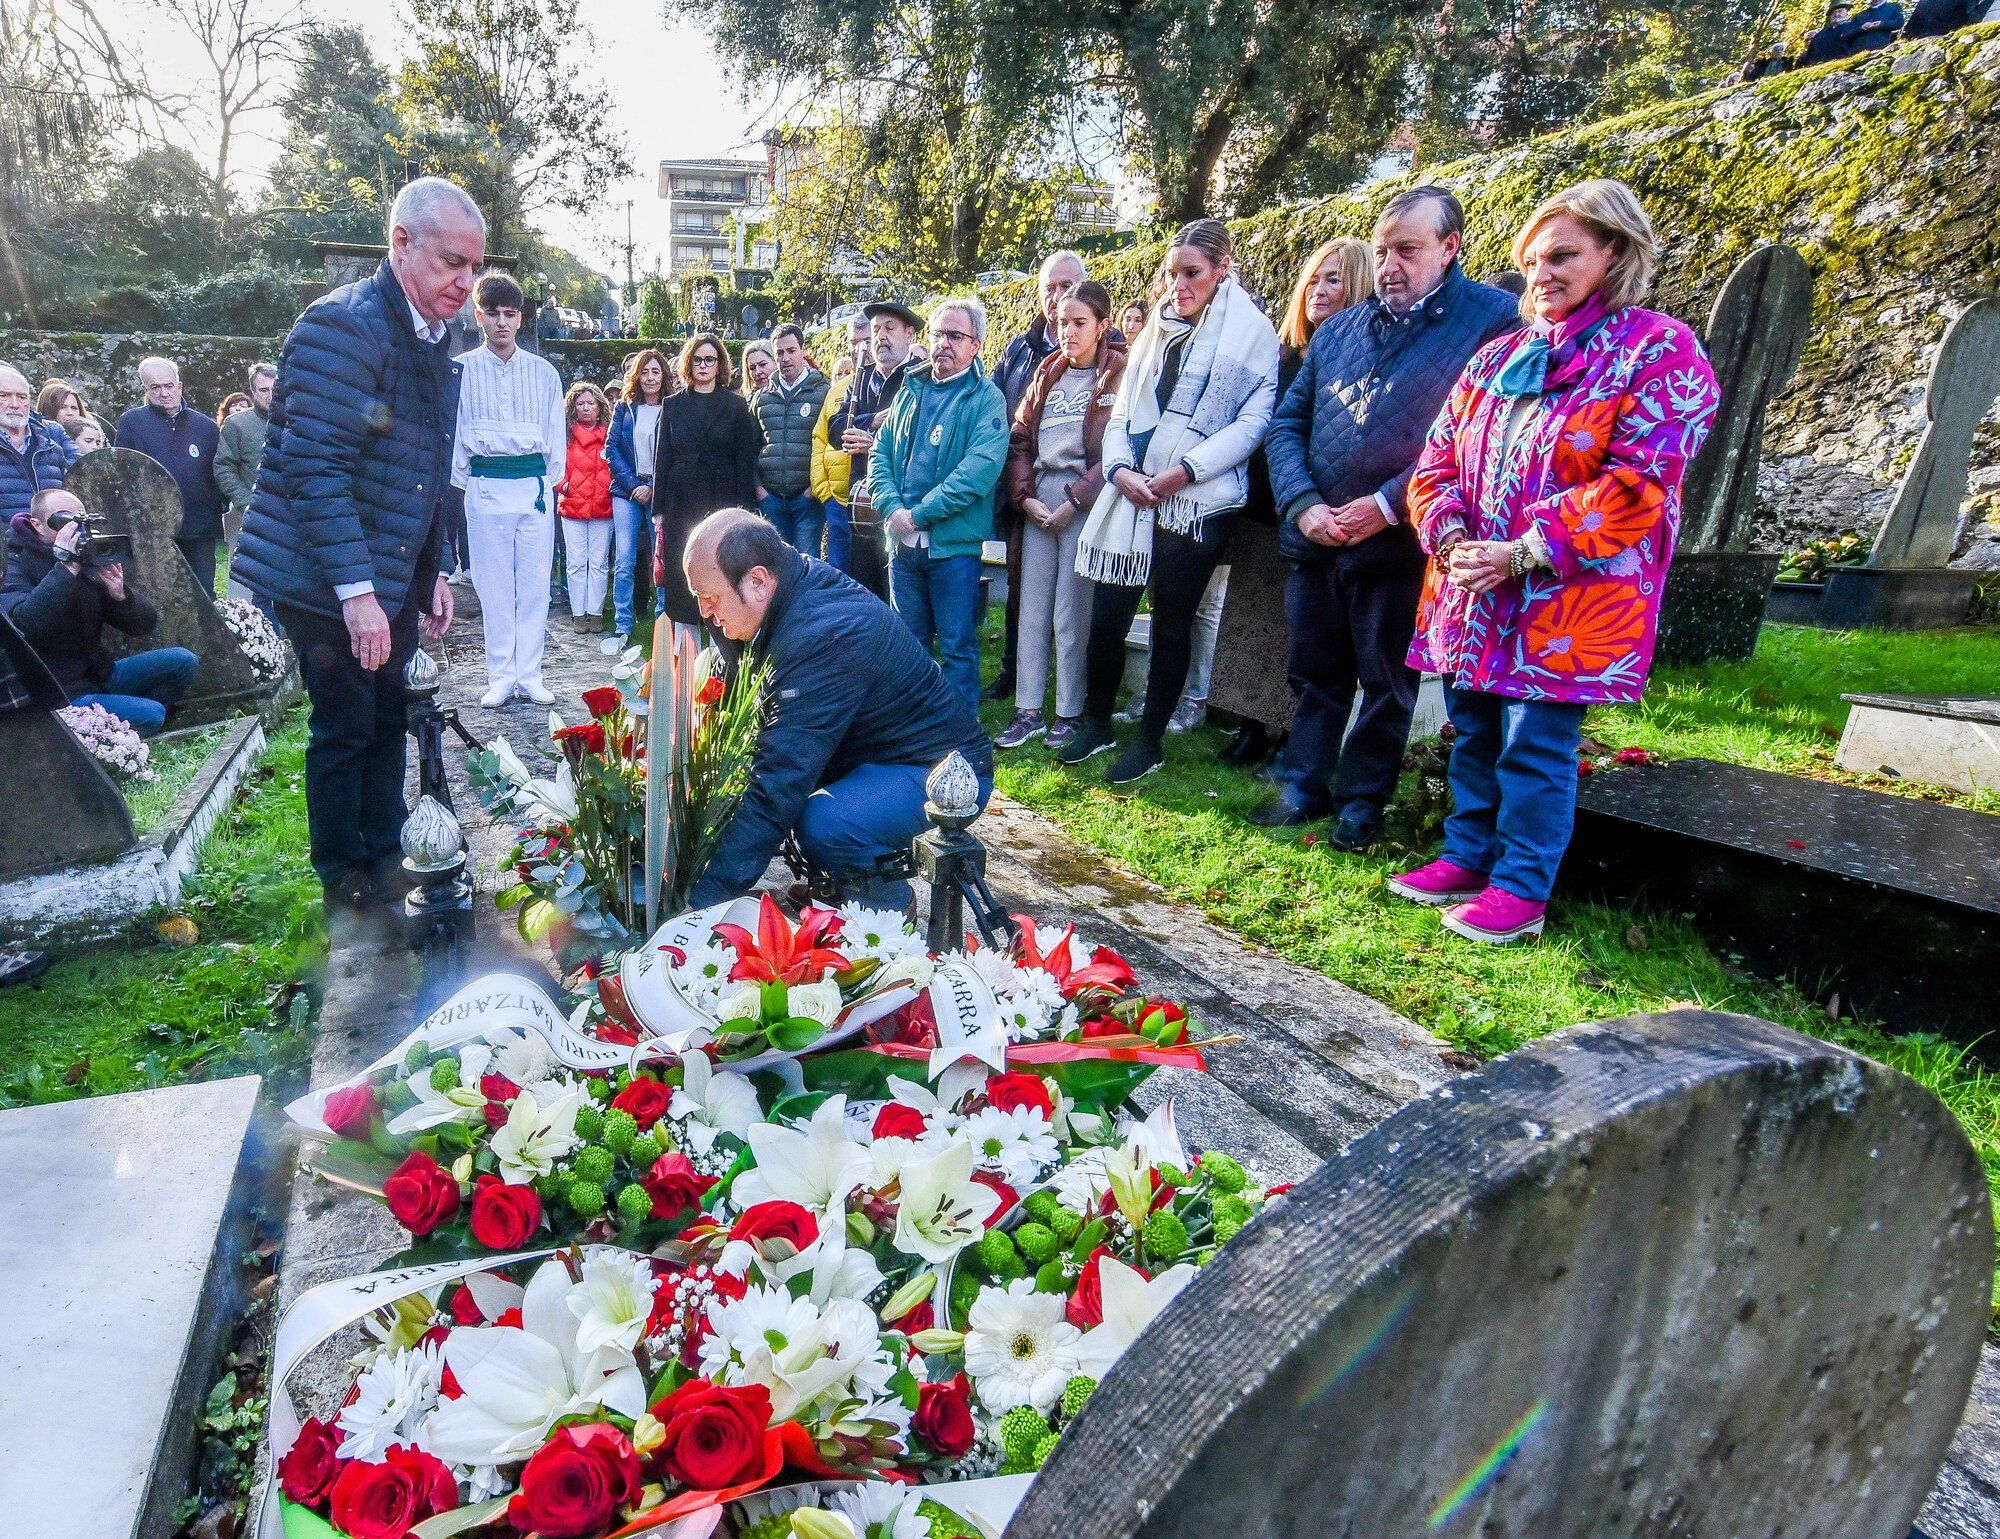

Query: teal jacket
left=867, top=359, right=1008, bottom=561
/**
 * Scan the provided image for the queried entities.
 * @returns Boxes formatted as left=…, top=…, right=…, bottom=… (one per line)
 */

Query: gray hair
left=932, top=296, right=988, bottom=343
left=136, top=355, right=179, bottom=385
left=1377, top=185, right=1465, bottom=244
left=0, top=362, right=28, bottom=394
left=247, top=360, right=277, bottom=386
left=1041, top=249, right=1087, bottom=281
left=388, top=177, right=487, bottom=244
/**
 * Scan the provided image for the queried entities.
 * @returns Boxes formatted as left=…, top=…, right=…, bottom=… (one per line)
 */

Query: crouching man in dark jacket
left=683, top=508, right=993, bottom=909
left=2, top=487, right=196, bottom=735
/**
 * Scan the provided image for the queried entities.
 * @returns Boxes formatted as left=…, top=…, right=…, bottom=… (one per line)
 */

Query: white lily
left=488, top=735, right=533, bottom=788
left=1103, top=1142, right=1157, bottom=1235
left=424, top=1257, right=646, bottom=1467
left=731, top=1095, right=872, bottom=1217
left=487, top=1084, right=582, bottom=1184
left=385, top=1042, right=495, bottom=1136
left=1074, top=1255, right=1197, bottom=1377
left=566, top=1251, right=659, bottom=1356
left=699, top=1285, right=888, bottom=1424
left=893, top=1139, right=1001, bottom=1263
left=518, top=760, right=579, bottom=823
left=669, top=1050, right=762, bottom=1156
left=1124, top=1098, right=1188, bottom=1170
left=787, top=978, right=844, bottom=1026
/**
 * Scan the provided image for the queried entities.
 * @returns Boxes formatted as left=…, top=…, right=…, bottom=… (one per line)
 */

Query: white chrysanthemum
left=337, top=1341, right=443, bottom=1461
left=700, top=1285, right=891, bottom=1424
left=956, top=947, right=1061, bottom=1042
left=963, top=1280, right=1082, bottom=1414
left=674, top=939, right=739, bottom=1011
left=832, top=1483, right=927, bottom=1539
left=836, top=902, right=929, bottom=964
left=1047, top=1148, right=1110, bottom=1212
left=566, top=1252, right=658, bottom=1356
left=960, top=1105, right=1061, bottom=1185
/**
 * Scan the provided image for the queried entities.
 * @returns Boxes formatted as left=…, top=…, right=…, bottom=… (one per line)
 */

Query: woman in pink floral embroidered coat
left=1388, top=179, right=1720, bottom=944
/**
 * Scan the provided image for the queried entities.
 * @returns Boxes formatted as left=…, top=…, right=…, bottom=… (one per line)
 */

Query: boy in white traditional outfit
left=454, top=271, right=566, bottom=706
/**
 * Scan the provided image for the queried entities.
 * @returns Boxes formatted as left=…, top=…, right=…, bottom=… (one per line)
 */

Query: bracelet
left=1508, top=540, right=1531, bottom=578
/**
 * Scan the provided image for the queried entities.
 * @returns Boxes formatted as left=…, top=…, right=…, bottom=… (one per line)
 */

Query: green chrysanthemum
left=601, top=1109, right=638, bottom=1155
left=1031, top=1431, right=1061, bottom=1468
left=1142, top=1209, right=1189, bottom=1262
left=402, top=1041, right=432, bottom=1073
left=1049, top=1207, right=1084, bottom=1246
left=949, top=1268, right=982, bottom=1330
left=565, top=1179, right=606, bottom=1216
left=1199, top=1150, right=1247, bottom=1194
left=1213, top=1193, right=1253, bottom=1228
left=999, top=1406, right=1052, bottom=1468
left=1060, top=1375, right=1097, bottom=1420
left=1022, top=1190, right=1062, bottom=1228
left=427, top=1056, right=461, bottom=1092
left=572, top=1145, right=615, bottom=1185
left=573, top=1105, right=605, bottom=1142
left=974, top=1228, right=1019, bottom=1274
left=628, top=1131, right=663, bottom=1167
left=615, top=1181, right=652, bottom=1228
left=1014, top=1221, right=1058, bottom=1264
left=916, top=1499, right=983, bottom=1538
left=381, top=1078, right=418, bottom=1114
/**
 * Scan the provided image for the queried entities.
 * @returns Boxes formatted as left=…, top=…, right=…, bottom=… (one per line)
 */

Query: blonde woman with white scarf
left=1059, top=218, right=1280, bottom=783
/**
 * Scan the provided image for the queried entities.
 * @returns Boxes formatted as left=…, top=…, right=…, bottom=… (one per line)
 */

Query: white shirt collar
left=408, top=299, right=447, bottom=344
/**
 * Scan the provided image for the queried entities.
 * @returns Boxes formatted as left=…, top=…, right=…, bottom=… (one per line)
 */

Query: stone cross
left=1680, top=243, right=1814, bottom=553
left=0, top=609, right=137, bottom=879
left=64, top=449, right=270, bottom=725
left=1870, top=298, right=2000, bottom=570
left=1009, top=1009, right=1990, bottom=1538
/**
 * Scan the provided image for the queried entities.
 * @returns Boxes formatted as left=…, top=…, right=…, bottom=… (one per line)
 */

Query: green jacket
left=215, top=405, right=268, bottom=516
left=867, top=359, right=1008, bottom=561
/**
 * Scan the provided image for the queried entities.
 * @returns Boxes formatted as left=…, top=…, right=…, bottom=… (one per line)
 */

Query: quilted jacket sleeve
left=281, top=302, right=386, bottom=593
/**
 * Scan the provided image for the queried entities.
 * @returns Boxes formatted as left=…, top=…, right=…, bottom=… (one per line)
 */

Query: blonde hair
left=1279, top=237, right=1375, bottom=352
left=1511, top=178, right=1658, bottom=322
left=565, top=380, right=610, bottom=429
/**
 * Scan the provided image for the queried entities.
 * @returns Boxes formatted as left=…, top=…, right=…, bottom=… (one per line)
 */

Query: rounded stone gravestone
left=1008, top=1010, right=1990, bottom=1539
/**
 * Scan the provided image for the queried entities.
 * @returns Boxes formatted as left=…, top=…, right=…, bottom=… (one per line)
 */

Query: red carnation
left=610, top=1076, right=672, bottom=1129
left=648, top=1379, right=777, bottom=1490
left=581, top=686, right=623, bottom=720
left=322, top=1084, right=377, bottom=1140
left=278, top=1417, right=344, bottom=1507
left=695, top=675, right=725, bottom=707
left=641, top=1151, right=718, bottom=1220
left=382, top=1151, right=460, bottom=1237
left=508, top=1423, right=641, bottom=1537
left=913, top=1373, right=977, bottom=1458
left=554, top=721, right=609, bottom=761
left=729, top=1200, right=818, bottom=1254
left=984, top=1072, right=1053, bottom=1118
left=329, top=1444, right=457, bottom=1539
left=448, top=1283, right=486, bottom=1326
left=970, top=1170, right=1017, bottom=1226
left=872, top=1102, right=929, bottom=1140
left=468, top=1174, right=543, bottom=1249
left=1068, top=1246, right=1144, bottom=1331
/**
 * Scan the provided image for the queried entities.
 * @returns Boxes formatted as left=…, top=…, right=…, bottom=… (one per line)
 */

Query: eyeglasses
left=691, top=354, right=719, bottom=367
left=932, top=328, right=976, bottom=346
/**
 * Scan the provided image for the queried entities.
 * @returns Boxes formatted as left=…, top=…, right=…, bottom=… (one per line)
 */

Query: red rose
left=468, top=1175, right=542, bottom=1249
left=610, top=1077, right=672, bottom=1129
left=641, top=1151, right=718, bottom=1220
left=649, top=1379, right=776, bottom=1490
left=278, top=1417, right=344, bottom=1506
left=695, top=676, right=725, bottom=707
left=382, top=1151, right=460, bottom=1237
left=729, top=1200, right=818, bottom=1254
left=329, top=1445, right=457, bottom=1539
left=480, top=1072, right=520, bottom=1103
left=872, top=1102, right=929, bottom=1140
left=1080, top=1015, right=1125, bottom=1040
left=912, top=1373, right=976, bottom=1458
left=970, top=1170, right=1017, bottom=1226
left=888, top=1297, right=935, bottom=1335
left=448, top=1283, right=486, bottom=1325
left=508, top=1423, right=641, bottom=1537
left=1136, top=999, right=1188, bottom=1045
left=581, top=686, right=623, bottom=720
left=554, top=721, right=609, bottom=760
left=984, top=1072, right=1053, bottom=1118
left=1068, top=1246, right=1146, bottom=1330
left=322, top=1084, right=377, bottom=1139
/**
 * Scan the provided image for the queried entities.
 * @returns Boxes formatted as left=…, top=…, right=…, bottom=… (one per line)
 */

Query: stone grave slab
left=0, top=1075, right=261, bottom=1539
left=1562, top=758, right=2000, bottom=1043
left=1008, top=1009, right=1990, bottom=1538
left=1837, top=693, right=2000, bottom=794
left=1870, top=299, right=2000, bottom=573
left=66, top=448, right=271, bottom=725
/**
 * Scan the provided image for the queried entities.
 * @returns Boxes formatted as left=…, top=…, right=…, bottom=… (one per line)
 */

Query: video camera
left=45, top=507, right=131, bottom=573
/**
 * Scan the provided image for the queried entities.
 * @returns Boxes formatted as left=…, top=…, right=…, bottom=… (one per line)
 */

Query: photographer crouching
left=2, top=487, right=196, bottom=736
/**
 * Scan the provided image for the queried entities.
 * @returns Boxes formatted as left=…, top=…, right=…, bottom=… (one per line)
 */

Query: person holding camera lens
left=1, top=487, right=196, bottom=736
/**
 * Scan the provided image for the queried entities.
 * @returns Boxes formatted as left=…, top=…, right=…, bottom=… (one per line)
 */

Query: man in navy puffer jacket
left=1260, top=186, right=1518, bottom=848
left=0, top=364, right=77, bottom=524
left=233, top=177, right=483, bottom=913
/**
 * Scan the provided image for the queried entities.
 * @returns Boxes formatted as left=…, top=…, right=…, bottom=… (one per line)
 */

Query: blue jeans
left=1439, top=684, right=1589, bottom=903
left=822, top=497, right=852, bottom=574
left=800, top=760, right=993, bottom=907
left=73, top=647, right=199, bottom=737
left=891, top=549, right=984, bottom=715
left=761, top=490, right=825, bottom=560
left=611, top=493, right=653, bottom=635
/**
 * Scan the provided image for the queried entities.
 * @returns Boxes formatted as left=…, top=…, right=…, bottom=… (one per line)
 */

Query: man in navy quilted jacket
left=1259, top=186, right=1518, bottom=850
left=233, top=177, right=482, bottom=916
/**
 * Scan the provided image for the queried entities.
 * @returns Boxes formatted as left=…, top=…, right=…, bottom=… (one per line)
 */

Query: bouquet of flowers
left=59, top=701, right=153, bottom=781
left=218, top=595, right=292, bottom=681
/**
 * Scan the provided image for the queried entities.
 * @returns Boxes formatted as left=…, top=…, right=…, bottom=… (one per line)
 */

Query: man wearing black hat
left=825, top=300, right=922, bottom=597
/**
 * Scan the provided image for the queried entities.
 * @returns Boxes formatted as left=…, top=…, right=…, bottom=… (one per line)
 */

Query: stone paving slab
left=1, top=1075, right=260, bottom=1539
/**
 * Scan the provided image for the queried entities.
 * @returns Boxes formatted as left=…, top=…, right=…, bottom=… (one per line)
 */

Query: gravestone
left=1657, top=244, right=1811, bottom=663
left=1818, top=300, right=2000, bottom=628
left=1836, top=693, right=2000, bottom=794
left=0, top=608, right=137, bottom=879
left=66, top=448, right=270, bottom=725
left=1009, top=1009, right=1990, bottom=1538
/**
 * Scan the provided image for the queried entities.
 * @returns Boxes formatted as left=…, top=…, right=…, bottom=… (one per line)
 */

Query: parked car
left=827, top=302, right=868, bottom=331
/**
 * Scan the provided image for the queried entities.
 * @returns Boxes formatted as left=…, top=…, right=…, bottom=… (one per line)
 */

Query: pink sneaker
left=1387, top=859, right=1489, bottom=906
left=1441, top=887, right=1547, bottom=944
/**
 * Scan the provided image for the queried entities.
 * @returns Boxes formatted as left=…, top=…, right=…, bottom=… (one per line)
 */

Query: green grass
left=987, top=618, right=2000, bottom=1313
left=124, top=724, right=228, bottom=834
left=0, top=712, right=323, bottom=1108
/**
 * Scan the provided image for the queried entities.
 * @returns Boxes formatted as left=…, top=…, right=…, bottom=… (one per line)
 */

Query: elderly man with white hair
left=113, top=354, right=226, bottom=595
left=233, top=176, right=483, bottom=920
left=0, top=362, right=77, bottom=524
left=866, top=296, right=1010, bottom=714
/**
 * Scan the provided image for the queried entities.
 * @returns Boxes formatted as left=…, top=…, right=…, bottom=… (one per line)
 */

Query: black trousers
left=275, top=600, right=419, bottom=891
left=1084, top=517, right=1233, bottom=747
left=1277, top=555, right=1425, bottom=817
left=176, top=537, right=218, bottom=599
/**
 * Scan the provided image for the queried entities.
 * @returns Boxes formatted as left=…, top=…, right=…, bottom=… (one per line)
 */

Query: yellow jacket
left=810, top=373, right=854, bottom=504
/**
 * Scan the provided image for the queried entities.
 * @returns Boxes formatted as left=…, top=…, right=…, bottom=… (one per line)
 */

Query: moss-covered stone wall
left=982, top=25, right=2000, bottom=568
left=0, top=329, right=287, bottom=424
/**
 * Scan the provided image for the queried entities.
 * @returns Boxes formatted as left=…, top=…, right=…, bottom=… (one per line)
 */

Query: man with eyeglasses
left=868, top=297, right=1010, bottom=715
left=829, top=300, right=923, bottom=598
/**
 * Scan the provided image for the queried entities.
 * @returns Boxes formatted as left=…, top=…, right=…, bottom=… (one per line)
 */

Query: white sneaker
left=518, top=680, right=556, bottom=705
left=478, top=682, right=512, bottom=708
left=1167, top=697, right=1208, bottom=734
